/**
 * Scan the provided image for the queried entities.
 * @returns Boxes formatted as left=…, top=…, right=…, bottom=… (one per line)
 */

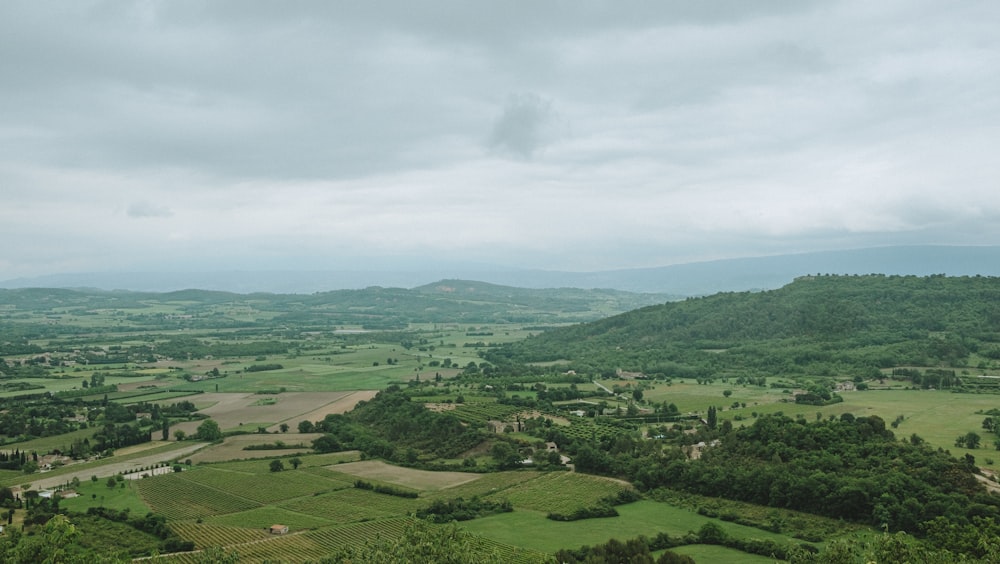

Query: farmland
left=3, top=277, right=1000, bottom=562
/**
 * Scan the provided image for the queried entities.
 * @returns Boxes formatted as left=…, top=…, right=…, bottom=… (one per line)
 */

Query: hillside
left=486, top=274, right=1000, bottom=381
left=0, top=281, right=671, bottom=334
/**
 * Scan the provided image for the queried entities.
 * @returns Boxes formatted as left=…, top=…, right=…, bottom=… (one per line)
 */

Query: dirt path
left=20, top=442, right=209, bottom=491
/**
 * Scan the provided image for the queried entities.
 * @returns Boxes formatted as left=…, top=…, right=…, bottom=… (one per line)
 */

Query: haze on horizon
left=2, top=1, right=999, bottom=280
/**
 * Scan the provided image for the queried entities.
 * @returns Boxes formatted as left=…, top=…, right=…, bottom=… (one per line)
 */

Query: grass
left=620, top=379, right=1000, bottom=471
left=59, top=478, right=152, bottom=514
left=666, top=544, right=781, bottom=563
left=460, top=500, right=805, bottom=554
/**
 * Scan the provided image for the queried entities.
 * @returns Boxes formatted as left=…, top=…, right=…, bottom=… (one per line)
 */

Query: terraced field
left=487, top=471, right=633, bottom=514
left=280, top=487, right=424, bottom=524
left=176, top=466, right=349, bottom=503
left=137, top=473, right=260, bottom=520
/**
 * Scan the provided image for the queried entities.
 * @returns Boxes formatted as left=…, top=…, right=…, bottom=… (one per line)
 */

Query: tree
left=289, top=457, right=302, bottom=470
left=279, top=423, right=289, bottom=433
left=723, top=389, right=733, bottom=398
left=322, top=521, right=531, bottom=564
left=8, top=514, right=101, bottom=564
left=632, top=388, right=643, bottom=402
left=956, top=431, right=982, bottom=449
left=490, top=442, right=521, bottom=470
left=298, top=420, right=315, bottom=433
left=707, top=406, right=718, bottom=430
left=965, top=432, right=982, bottom=449
left=174, top=430, right=186, bottom=441
left=194, top=546, right=240, bottom=564
left=269, top=460, right=285, bottom=472
left=196, top=419, right=223, bottom=441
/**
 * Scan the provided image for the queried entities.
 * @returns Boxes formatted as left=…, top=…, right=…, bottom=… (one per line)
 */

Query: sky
left=2, top=0, right=999, bottom=279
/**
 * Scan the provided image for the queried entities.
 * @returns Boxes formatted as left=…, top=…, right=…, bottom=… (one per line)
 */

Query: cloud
left=488, top=93, right=556, bottom=159
left=1, top=1, right=999, bottom=278
left=127, top=201, right=173, bottom=218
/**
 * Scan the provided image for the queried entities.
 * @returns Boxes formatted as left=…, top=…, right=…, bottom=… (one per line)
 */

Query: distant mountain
left=3, top=245, right=999, bottom=295
left=0, top=281, right=671, bottom=327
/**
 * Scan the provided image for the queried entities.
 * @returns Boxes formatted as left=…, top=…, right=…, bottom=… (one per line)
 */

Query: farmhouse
left=269, top=524, right=289, bottom=535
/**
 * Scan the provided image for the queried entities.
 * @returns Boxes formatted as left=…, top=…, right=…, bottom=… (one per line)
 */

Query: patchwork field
left=330, top=459, right=484, bottom=491
left=170, top=390, right=368, bottom=436
left=186, top=433, right=324, bottom=464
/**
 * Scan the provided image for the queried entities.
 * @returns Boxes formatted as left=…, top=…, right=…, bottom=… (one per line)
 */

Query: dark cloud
left=488, top=93, right=555, bottom=159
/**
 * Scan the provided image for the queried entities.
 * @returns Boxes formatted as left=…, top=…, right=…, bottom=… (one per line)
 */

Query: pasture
left=628, top=379, right=1000, bottom=470
left=460, top=500, right=804, bottom=554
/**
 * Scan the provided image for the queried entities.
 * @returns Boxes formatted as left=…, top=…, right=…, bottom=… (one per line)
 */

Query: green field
left=461, top=500, right=807, bottom=554
left=59, top=478, right=152, bottom=515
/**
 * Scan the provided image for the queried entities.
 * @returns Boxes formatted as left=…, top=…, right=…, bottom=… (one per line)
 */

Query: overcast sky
left=2, top=0, right=999, bottom=278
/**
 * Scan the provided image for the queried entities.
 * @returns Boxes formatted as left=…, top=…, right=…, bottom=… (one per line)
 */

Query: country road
left=17, top=442, right=209, bottom=491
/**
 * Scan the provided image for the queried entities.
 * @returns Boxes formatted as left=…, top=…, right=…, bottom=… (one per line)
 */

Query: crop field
left=168, top=522, right=271, bottom=550
left=303, top=517, right=412, bottom=552
left=280, top=487, right=425, bottom=523
left=163, top=343, right=482, bottom=394
left=173, top=466, right=349, bottom=504
left=278, top=389, right=378, bottom=430
left=169, top=391, right=358, bottom=436
left=331, top=459, right=484, bottom=491
left=136, top=472, right=261, bottom=520
left=204, top=506, right=337, bottom=531
left=295, top=451, right=363, bottom=467
left=487, top=472, right=633, bottom=514
left=153, top=518, right=419, bottom=563
left=423, top=470, right=545, bottom=500
left=116, top=390, right=198, bottom=404
left=186, top=433, right=324, bottom=464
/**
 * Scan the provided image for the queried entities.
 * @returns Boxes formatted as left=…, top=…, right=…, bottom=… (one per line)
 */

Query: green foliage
left=353, top=479, right=419, bottom=498
left=313, top=387, right=485, bottom=460
left=196, top=419, right=223, bottom=441
left=488, top=274, right=1000, bottom=378
left=631, top=414, right=1000, bottom=531
left=0, top=514, right=130, bottom=563
left=416, top=496, right=513, bottom=523
left=322, top=520, right=550, bottom=564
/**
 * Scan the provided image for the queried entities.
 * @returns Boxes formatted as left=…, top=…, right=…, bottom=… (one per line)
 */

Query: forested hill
left=0, top=280, right=672, bottom=329
left=485, top=275, right=1000, bottom=379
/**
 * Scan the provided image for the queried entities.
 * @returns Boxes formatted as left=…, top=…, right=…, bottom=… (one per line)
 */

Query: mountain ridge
left=4, top=245, right=999, bottom=295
